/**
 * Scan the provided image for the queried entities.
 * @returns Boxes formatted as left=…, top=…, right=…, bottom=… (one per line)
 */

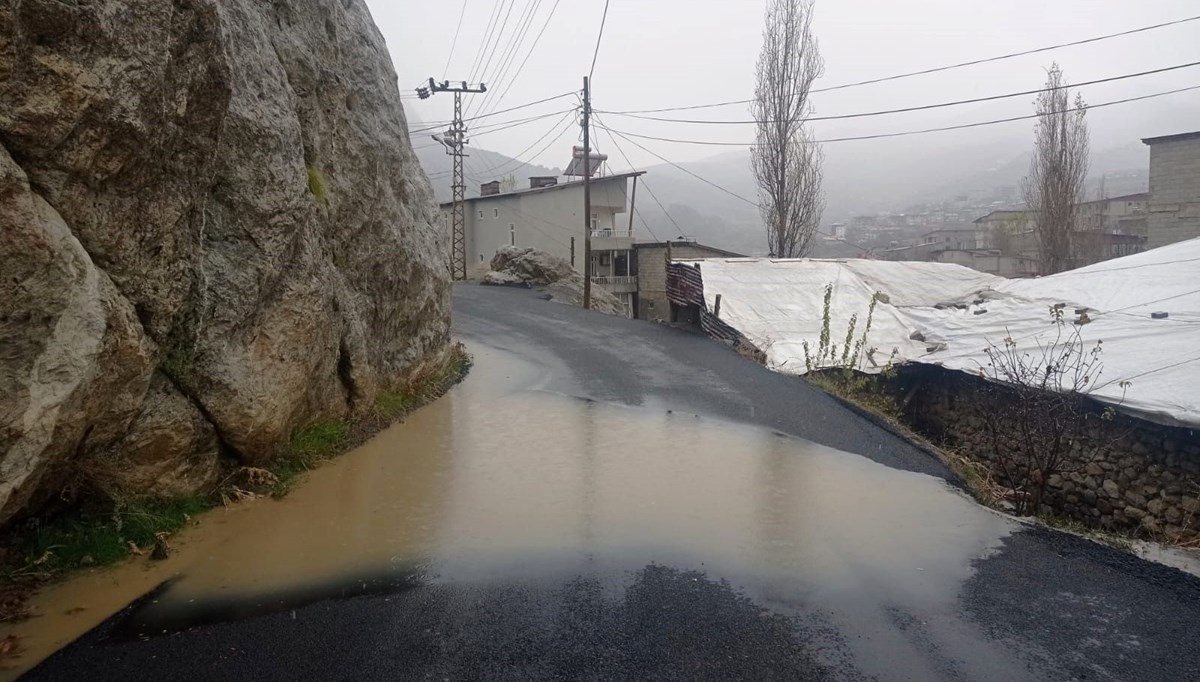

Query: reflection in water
left=2, top=343, right=1017, bottom=680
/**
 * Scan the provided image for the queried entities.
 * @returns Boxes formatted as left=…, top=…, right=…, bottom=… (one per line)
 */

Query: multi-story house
left=445, top=170, right=644, bottom=313
left=1142, top=131, right=1200, bottom=248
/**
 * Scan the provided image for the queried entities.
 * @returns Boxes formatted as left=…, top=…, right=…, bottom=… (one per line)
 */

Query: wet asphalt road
left=25, top=284, right=1200, bottom=681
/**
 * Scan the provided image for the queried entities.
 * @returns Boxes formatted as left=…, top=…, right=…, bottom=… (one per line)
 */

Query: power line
left=589, top=0, right=611, bottom=80
left=597, top=116, right=867, bottom=252
left=473, top=0, right=542, bottom=117
left=477, top=1, right=540, bottom=108
left=599, top=60, right=1200, bottom=125
left=470, top=114, right=577, bottom=178
left=411, top=108, right=572, bottom=153
left=407, top=92, right=576, bottom=133
left=469, top=108, right=575, bottom=138
left=594, top=123, right=669, bottom=241
left=608, top=14, right=1200, bottom=114
left=466, top=1, right=504, bottom=81
left=595, top=84, right=1200, bottom=146
left=442, top=0, right=469, bottom=77
left=469, top=111, right=576, bottom=176
left=485, top=0, right=563, bottom=117
left=472, top=0, right=518, bottom=98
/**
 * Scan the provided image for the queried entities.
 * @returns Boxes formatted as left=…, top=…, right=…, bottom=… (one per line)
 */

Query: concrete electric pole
left=417, top=78, right=486, bottom=281
left=582, top=76, right=592, bottom=310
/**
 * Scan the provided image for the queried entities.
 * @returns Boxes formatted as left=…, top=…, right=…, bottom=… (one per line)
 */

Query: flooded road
left=11, top=285, right=1200, bottom=681
left=10, top=343, right=1022, bottom=681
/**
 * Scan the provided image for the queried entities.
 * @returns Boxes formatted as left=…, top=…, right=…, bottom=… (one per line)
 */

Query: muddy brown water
left=0, top=343, right=1018, bottom=680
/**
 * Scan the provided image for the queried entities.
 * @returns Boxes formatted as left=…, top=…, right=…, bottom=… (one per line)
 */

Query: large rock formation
left=483, top=246, right=625, bottom=316
left=0, top=0, right=449, bottom=524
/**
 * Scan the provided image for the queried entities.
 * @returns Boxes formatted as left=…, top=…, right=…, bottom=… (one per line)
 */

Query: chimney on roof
left=529, top=176, right=557, bottom=189
left=480, top=180, right=500, bottom=196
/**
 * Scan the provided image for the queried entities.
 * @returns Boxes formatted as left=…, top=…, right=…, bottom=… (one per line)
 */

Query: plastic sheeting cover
left=688, top=239, right=1200, bottom=427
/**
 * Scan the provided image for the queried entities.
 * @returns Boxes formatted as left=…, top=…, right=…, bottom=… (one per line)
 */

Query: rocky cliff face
left=0, top=0, right=449, bottom=524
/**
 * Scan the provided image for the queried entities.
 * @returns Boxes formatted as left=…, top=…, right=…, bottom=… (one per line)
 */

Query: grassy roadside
left=0, top=342, right=471, bottom=626
left=802, top=369, right=1187, bottom=555
left=804, top=370, right=999, bottom=505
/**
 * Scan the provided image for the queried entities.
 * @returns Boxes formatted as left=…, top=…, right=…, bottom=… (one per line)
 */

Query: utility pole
left=417, top=78, right=486, bottom=281
left=582, top=76, right=592, bottom=309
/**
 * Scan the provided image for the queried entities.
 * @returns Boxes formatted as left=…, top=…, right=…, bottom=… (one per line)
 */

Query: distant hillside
left=920, top=141, right=1149, bottom=204
left=414, top=143, right=559, bottom=204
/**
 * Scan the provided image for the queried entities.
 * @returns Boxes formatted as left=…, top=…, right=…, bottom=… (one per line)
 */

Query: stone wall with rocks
left=0, top=0, right=449, bottom=526
left=892, top=366, right=1200, bottom=540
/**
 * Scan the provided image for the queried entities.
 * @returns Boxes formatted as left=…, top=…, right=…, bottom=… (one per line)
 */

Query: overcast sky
left=367, top=0, right=1199, bottom=171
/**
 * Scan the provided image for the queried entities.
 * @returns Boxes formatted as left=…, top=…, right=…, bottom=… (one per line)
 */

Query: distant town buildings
left=1143, top=131, right=1200, bottom=248
left=857, top=130, right=1200, bottom=277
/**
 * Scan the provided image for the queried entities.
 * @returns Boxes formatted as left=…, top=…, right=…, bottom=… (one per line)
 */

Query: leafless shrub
left=976, top=306, right=1128, bottom=515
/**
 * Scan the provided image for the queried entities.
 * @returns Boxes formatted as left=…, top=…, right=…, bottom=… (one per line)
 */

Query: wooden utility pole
left=627, top=175, right=638, bottom=235
left=582, top=76, right=593, bottom=310
left=418, top=77, right=486, bottom=281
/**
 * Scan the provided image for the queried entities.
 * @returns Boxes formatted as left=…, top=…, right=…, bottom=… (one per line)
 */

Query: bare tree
left=1022, top=63, right=1090, bottom=275
left=751, top=0, right=825, bottom=258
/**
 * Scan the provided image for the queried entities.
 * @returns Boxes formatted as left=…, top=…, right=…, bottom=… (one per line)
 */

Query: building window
left=591, top=213, right=599, bottom=230
left=478, top=210, right=484, bottom=219
left=493, top=208, right=499, bottom=218
left=599, top=253, right=611, bottom=266
left=509, top=224, right=515, bottom=246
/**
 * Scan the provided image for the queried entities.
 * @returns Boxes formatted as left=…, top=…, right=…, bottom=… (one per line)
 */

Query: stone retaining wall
left=890, top=366, right=1200, bottom=540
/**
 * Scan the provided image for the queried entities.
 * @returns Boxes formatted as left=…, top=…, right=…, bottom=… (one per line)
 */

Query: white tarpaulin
left=687, top=238, right=1200, bottom=428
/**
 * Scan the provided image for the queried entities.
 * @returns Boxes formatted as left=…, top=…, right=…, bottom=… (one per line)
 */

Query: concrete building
left=973, top=210, right=1032, bottom=251
left=444, top=171, right=645, bottom=312
left=919, top=227, right=977, bottom=252
left=633, top=240, right=743, bottom=321
left=930, top=249, right=1038, bottom=278
left=1077, top=192, right=1149, bottom=235
left=1142, top=131, right=1200, bottom=248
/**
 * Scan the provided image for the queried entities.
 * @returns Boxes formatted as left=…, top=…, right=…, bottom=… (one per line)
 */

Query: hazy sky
left=367, top=0, right=1199, bottom=171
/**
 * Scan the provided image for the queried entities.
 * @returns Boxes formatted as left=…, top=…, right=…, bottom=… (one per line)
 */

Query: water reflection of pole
left=755, top=432, right=806, bottom=601
left=579, top=399, right=598, bottom=559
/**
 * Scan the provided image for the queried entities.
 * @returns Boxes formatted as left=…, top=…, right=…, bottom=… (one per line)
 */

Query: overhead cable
left=608, top=14, right=1200, bottom=114
left=442, top=0, right=469, bottom=77
left=407, top=92, right=577, bottom=133
left=599, top=61, right=1200, bottom=124
left=595, top=84, right=1200, bottom=146
left=589, top=0, right=611, bottom=80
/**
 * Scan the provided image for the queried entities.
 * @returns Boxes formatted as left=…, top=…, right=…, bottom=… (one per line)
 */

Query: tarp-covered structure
left=684, top=238, right=1200, bottom=428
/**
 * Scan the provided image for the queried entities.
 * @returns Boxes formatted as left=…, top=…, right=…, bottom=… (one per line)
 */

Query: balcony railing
left=590, top=229, right=634, bottom=239
left=592, top=275, right=637, bottom=286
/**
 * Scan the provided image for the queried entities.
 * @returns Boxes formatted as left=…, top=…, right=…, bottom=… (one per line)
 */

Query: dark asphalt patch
left=962, top=526, right=1200, bottom=682
left=26, top=565, right=834, bottom=681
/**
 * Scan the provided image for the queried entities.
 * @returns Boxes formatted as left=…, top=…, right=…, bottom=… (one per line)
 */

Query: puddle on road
left=1, top=343, right=1016, bottom=679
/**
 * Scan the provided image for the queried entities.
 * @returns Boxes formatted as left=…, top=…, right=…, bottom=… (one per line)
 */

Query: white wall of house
left=451, top=175, right=633, bottom=272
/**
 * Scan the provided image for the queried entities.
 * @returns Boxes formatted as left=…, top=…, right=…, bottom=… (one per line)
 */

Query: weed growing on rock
left=306, top=165, right=329, bottom=205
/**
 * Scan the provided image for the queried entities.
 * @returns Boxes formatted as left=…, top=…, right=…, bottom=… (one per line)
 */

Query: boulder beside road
left=483, top=247, right=624, bottom=316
